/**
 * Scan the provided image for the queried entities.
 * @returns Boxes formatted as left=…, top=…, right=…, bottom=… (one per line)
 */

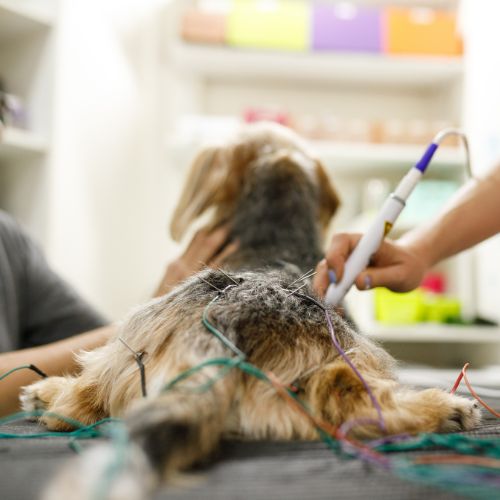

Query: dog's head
left=170, top=122, right=340, bottom=242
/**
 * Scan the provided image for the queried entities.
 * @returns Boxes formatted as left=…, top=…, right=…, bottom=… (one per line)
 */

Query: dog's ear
left=315, top=161, right=341, bottom=230
left=170, top=146, right=229, bottom=241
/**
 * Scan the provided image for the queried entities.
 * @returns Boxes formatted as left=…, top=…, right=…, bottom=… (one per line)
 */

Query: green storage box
left=375, top=288, right=426, bottom=324
left=375, top=287, right=462, bottom=325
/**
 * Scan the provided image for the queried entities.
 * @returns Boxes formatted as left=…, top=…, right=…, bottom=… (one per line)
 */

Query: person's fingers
left=209, top=241, right=240, bottom=267
left=355, top=264, right=414, bottom=293
left=313, top=259, right=330, bottom=296
left=324, top=233, right=362, bottom=282
left=352, top=240, right=426, bottom=292
left=184, top=225, right=230, bottom=263
left=355, top=266, right=393, bottom=291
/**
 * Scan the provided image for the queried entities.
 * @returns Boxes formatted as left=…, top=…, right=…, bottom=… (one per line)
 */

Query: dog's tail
left=43, top=374, right=237, bottom=500
left=125, top=368, right=237, bottom=481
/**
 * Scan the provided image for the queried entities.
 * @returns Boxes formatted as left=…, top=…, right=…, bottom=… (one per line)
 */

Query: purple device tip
left=415, top=143, right=439, bottom=173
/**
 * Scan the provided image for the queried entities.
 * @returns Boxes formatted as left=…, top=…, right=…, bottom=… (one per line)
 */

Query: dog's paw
left=438, top=394, right=482, bottom=432
left=20, top=379, right=51, bottom=414
left=20, top=376, right=70, bottom=419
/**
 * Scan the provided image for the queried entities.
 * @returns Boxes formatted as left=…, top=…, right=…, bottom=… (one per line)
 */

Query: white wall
left=461, top=0, right=500, bottom=323
left=48, top=0, right=181, bottom=320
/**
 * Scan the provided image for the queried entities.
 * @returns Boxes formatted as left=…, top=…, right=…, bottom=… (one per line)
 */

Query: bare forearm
left=400, top=166, right=500, bottom=267
left=0, top=325, right=115, bottom=416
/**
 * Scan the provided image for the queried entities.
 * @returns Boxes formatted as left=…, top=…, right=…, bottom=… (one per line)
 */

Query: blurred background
left=1, top=0, right=500, bottom=367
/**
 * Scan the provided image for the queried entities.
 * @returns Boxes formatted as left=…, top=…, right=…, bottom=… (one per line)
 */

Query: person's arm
left=154, top=225, right=239, bottom=297
left=0, top=326, right=115, bottom=416
left=0, top=225, right=238, bottom=414
left=314, top=164, right=500, bottom=295
left=400, top=165, right=500, bottom=272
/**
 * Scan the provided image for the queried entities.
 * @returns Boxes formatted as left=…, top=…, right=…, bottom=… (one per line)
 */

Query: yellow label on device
left=384, top=221, right=393, bottom=236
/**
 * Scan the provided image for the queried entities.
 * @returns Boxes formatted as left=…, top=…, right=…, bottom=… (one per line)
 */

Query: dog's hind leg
left=307, top=357, right=482, bottom=439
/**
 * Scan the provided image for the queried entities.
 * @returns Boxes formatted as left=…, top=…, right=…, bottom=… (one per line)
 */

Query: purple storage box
left=312, top=3, right=382, bottom=53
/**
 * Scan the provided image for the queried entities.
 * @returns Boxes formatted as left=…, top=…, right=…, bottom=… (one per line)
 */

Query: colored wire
left=0, top=364, right=47, bottom=381
left=117, top=337, right=147, bottom=398
left=450, top=363, right=500, bottom=418
left=375, top=432, right=500, bottom=457
left=202, top=293, right=246, bottom=359
left=296, top=292, right=386, bottom=432
left=414, top=455, right=500, bottom=469
left=0, top=410, right=120, bottom=439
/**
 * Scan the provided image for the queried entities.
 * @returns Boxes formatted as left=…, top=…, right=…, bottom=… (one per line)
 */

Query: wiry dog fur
left=21, top=123, right=481, bottom=498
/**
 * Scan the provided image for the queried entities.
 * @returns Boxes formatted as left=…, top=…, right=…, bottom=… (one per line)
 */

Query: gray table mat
left=1, top=403, right=500, bottom=500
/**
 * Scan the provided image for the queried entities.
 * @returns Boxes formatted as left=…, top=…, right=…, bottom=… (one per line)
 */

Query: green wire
left=376, top=433, right=500, bottom=457
left=92, top=422, right=129, bottom=500
left=0, top=365, right=34, bottom=381
left=0, top=411, right=121, bottom=439
left=202, top=295, right=246, bottom=359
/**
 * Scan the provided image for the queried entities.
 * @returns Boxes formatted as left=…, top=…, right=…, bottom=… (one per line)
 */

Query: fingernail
left=364, top=275, right=372, bottom=290
left=328, top=269, right=337, bottom=284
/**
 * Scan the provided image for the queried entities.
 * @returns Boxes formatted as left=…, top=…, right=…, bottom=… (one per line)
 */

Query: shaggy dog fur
left=21, top=123, right=481, bottom=498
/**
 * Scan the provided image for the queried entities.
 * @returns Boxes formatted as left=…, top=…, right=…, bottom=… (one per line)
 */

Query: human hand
left=155, top=226, right=239, bottom=296
left=313, top=233, right=429, bottom=297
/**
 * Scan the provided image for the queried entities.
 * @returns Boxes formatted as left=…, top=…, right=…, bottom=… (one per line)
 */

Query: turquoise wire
left=0, top=365, right=34, bottom=381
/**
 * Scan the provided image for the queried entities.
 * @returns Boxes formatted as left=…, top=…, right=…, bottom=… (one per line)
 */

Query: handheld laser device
left=325, top=129, right=471, bottom=307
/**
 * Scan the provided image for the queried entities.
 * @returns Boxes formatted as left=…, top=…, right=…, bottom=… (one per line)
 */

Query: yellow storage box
left=227, top=0, right=309, bottom=51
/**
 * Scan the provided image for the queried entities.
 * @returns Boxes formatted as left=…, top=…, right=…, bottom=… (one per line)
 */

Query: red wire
left=450, top=362, right=500, bottom=418
left=264, top=364, right=500, bottom=474
left=449, top=364, right=465, bottom=395
left=265, top=371, right=390, bottom=467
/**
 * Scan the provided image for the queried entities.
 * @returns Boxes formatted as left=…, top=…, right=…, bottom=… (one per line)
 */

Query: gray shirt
left=0, top=211, right=107, bottom=352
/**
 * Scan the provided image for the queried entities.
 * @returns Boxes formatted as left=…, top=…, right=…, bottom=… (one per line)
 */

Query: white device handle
left=325, top=195, right=405, bottom=305
left=323, top=129, right=472, bottom=307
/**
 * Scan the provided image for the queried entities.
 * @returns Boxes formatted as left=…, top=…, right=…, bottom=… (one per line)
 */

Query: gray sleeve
left=0, top=213, right=107, bottom=349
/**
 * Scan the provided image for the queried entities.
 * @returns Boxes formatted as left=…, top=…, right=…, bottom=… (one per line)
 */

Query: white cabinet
left=0, top=0, right=56, bottom=245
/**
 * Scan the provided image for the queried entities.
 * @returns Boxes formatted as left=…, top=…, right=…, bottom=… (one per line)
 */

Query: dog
left=21, top=123, right=481, bottom=498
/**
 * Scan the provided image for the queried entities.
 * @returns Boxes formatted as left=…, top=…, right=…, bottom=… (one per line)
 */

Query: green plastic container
left=375, top=288, right=461, bottom=325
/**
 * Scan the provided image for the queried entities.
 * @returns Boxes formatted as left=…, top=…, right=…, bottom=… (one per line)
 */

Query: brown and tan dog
left=21, top=123, right=480, bottom=498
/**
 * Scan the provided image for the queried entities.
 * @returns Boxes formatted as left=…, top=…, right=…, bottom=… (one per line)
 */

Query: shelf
left=313, top=141, right=466, bottom=174
left=167, top=133, right=467, bottom=176
left=365, top=324, right=500, bottom=343
left=171, top=44, right=464, bottom=88
left=0, top=0, right=54, bottom=41
left=0, top=127, right=47, bottom=162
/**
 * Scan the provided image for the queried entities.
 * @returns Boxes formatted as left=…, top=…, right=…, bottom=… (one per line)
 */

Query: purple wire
left=323, top=308, right=387, bottom=432
left=338, top=417, right=392, bottom=468
left=339, top=417, right=384, bottom=437
left=368, top=433, right=413, bottom=448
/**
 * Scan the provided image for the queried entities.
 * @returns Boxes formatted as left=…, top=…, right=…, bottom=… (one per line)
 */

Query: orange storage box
left=385, top=8, right=462, bottom=56
left=181, top=7, right=226, bottom=45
